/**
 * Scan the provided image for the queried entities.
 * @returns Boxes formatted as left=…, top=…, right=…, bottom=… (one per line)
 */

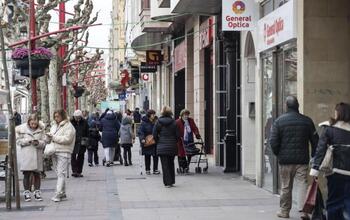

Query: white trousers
left=104, top=147, right=115, bottom=162
left=52, top=154, right=69, bottom=195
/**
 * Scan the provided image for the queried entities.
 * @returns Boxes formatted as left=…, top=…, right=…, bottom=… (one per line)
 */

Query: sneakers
left=300, top=212, right=310, bottom=220
left=34, top=190, right=43, bottom=201
left=88, top=163, right=93, bottom=167
left=51, top=194, right=61, bottom=202
left=24, top=190, right=31, bottom=202
left=146, top=170, right=151, bottom=175
left=164, top=184, right=174, bottom=188
left=153, top=170, right=160, bottom=175
left=276, top=211, right=290, bottom=218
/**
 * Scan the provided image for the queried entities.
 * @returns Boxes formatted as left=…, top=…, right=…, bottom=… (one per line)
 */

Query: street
left=0, top=142, right=301, bottom=220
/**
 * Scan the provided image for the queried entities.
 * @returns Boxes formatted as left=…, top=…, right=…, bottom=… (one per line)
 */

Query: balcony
left=158, top=0, right=170, bottom=8
left=171, top=0, right=221, bottom=14
left=140, top=8, right=171, bottom=33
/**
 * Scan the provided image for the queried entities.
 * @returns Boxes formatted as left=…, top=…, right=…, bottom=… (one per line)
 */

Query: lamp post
left=29, top=0, right=37, bottom=112
left=59, top=2, right=67, bottom=110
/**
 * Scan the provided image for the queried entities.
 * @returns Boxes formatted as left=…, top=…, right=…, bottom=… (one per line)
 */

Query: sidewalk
left=0, top=143, right=301, bottom=220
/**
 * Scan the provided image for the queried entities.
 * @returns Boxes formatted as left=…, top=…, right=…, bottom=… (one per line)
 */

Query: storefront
left=258, top=0, right=297, bottom=193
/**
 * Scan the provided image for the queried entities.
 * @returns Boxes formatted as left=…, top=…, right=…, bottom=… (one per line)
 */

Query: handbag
left=44, top=143, right=56, bottom=157
left=144, top=135, right=155, bottom=147
left=312, top=187, right=326, bottom=220
left=319, top=145, right=334, bottom=175
left=302, top=179, right=318, bottom=214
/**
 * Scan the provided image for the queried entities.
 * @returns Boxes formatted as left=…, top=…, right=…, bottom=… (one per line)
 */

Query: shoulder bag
left=144, top=135, right=155, bottom=147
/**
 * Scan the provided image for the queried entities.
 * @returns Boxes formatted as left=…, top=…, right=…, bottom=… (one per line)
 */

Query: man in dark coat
left=133, top=108, right=141, bottom=123
left=100, top=110, right=120, bottom=167
left=71, top=110, right=89, bottom=177
left=269, top=96, right=319, bottom=219
left=14, top=111, right=22, bottom=126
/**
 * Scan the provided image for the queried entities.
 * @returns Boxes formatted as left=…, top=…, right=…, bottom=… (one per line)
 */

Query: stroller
left=177, top=139, right=208, bottom=174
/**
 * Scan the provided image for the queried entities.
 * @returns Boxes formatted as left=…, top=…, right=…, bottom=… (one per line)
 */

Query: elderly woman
left=153, top=106, right=180, bottom=187
left=47, top=109, right=76, bottom=202
left=16, top=114, right=46, bottom=202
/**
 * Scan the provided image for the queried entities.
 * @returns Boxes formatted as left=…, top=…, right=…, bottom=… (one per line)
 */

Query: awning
left=172, top=0, right=221, bottom=15
left=131, top=32, right=165, bottom=51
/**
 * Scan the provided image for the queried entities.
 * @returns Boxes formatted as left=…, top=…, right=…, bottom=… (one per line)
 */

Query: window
left=260, top=0, right=290, bottom=17
left=141, top=0, right=150, bottom=10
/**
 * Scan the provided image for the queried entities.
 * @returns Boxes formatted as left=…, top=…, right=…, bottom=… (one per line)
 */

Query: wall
left=302, top=0, right=350, bottom=124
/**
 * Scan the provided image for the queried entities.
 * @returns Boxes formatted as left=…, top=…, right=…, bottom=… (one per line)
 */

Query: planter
left=14, top=58, right=50, bottom=79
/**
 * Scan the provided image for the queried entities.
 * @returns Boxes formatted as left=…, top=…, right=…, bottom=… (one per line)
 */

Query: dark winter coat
left=312, top=121, right=350, bottom=176
left=100, top=113, right=120, bottom=148
left=71, top=118, right=89, bottom=154
left=153, top=116, right=179, bottom=156
left=138, top=116, right=156, bottom=155
left=176, top=118, right=201, bottom=157
left=88, top=121, right=101, bottom=151
left=133, top=111, right=141, bottom=123
left=14, top=112, right=22, bottom=126
left=269, top=109, right=319, bottom=165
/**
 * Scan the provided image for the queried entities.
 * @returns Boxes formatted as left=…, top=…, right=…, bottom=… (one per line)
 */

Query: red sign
left=174, top=41, right=186, bottom=73
left=264, top=18, right=284, bottom=46
left=146, top=50, right=162, bottom=65
left=141, top=73, right=149, bottom=81
left=199, top=17, right=213, bottom=49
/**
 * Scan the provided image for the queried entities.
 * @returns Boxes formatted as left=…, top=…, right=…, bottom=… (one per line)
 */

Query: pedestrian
left=82, top=110, right=89, bottom=120
left=99, top=108, right=110, bottom=120
left=138, top=109, right=160, bottom=175
left=269, top=96, right=319, bottom=219
left=47, top=109, right=76, bottom=202
left=153, top=106, right=179, bottom=187
left=14, top=110, right=22, bottom=126
left=176, top=109, right=201, bottom=173
left=310, top=102, right=350, bottom=220
left=70, top=110, right=89, bottom=177
left=87, top=120, right=101, bottom=167
left=100, top=110, right=120, bottom=167
left=16, top=114, right=46, bottom=202
left=119, top=116, right=134, bottom=166
left=133, top=108, right=141, bottom=123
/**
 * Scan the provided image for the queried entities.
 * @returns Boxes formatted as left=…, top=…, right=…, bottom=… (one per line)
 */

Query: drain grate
left=125, top=177, right=146, bottom=180
left=40, top=188, right=56, bottom=192
left=86, top=179, right=106, bottom=182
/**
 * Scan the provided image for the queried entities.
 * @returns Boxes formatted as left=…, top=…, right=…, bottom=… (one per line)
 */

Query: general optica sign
left=257, top=0, right=297, bottom=52
left=222, top=0, right=258, bottom=31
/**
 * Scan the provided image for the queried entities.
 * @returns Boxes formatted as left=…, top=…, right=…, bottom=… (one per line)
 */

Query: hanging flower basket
left=74, top=86, right=85, bottom=98
left=11, top=47, right=53, bottom=79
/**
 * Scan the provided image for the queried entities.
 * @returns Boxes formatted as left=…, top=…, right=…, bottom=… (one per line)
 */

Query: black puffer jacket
left=71, top=118, right=89, bottom=154
left=153, top=116, right=179, bottom=156
left=312, top=121, right=350, bottom=175
left=269, top=109, right=319, bottom=165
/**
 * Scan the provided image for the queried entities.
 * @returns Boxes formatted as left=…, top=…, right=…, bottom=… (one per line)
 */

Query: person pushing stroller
left=176, top=109, right=201, bottom=173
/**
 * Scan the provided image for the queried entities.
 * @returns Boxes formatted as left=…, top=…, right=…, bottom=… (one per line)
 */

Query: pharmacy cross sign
left=222, top=0, right=258, bottom=31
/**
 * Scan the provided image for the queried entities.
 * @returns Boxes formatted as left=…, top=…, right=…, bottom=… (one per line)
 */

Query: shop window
left=260, top=0, right=290, bottom=17
left=249, top=102, right=255, bottom=118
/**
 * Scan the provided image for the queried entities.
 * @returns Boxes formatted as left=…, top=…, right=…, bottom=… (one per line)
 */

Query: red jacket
left=176, top=118, right=200, bottom=157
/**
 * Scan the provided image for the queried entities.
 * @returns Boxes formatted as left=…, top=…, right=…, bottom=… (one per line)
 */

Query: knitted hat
left=73, top=110, right=83, bottom=117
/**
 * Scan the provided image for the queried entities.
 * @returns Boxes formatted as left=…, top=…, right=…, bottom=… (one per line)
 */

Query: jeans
left=52, top=154, right=69, bottom=195
left=23, top=171, right=41, bottom=191
left=122, top=144, right=132, bottom=165
left=160, top=155, right=175, bottom=186
left=279, top=164, right=308, bottom=213
left=88, top=149, right=99, bottom=165
left=145, top=155, right=159, bottom=171
left=327, top=174, right=350, bottom=220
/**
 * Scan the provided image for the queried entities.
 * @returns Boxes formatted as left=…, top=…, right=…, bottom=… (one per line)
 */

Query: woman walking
left=153, top=106, right=179, bottom=187
left=310, top=102, right=350, bottom=220
left=139, top=109, right=160, bottom=175
left=47, top=109, right=76, bottom=202
left=119, top=116, right=134, bottom=166
left=100, top=110, right=120, bottom=167
left=16, top=114, right=46, bottom=202
left=176, top=109, right=201, bottom=173
left=87, top=120, right=101, bottom=166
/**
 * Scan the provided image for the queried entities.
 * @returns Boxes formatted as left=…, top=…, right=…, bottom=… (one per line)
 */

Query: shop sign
left=258, top=0, right=297, bottom=52
left=140, top=62, right=157, bottom=73
left=222, top=0, right=258, bottom=31
left=146, top=50, right=162, bottom=65
left=199, top=17, right=213, bottom=49
left=174, top=40, right=186, bottom=73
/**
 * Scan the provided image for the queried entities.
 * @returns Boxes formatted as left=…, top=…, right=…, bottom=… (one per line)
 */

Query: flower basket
left=74, top=86, right=85, bottom=98
left=12, top=47, right=53, bottom=79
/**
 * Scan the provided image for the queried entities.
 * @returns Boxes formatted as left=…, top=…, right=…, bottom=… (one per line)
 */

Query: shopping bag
left=311, top=187, right=326, bottom=220
left=302, top=179, right=318, bottom=214
left=319, top=145, right=334, bottom=175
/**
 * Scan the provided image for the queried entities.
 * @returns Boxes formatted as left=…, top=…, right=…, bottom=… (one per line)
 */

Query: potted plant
left=11, top=47, right=53, bottom=79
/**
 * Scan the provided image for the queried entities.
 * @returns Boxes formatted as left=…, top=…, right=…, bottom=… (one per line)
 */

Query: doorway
left=174, top=70, right=185, bottom=119
left=204, top=47, right=214, bottom=153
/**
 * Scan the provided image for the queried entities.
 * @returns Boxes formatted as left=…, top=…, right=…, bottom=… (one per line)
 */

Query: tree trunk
left=40, top=75, right=50, bottom=125
left=0, top=24, right=21, bottom=210
left=48, top=49, right=59, bottom=115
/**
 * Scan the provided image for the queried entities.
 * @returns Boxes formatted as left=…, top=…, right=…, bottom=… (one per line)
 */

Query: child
left=119, top=116, right=134, bottom=166
left=88, top=120, right=101, bottom=166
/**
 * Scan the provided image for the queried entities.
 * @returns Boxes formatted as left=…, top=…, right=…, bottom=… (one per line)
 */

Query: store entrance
left=174, top=70, right=185, bottom=119
left=204, top=47, right=214, bottom=153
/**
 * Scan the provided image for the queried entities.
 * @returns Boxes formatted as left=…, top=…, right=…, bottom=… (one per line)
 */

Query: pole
left=29, top=0, right=37, bottom=112
left=0, top=21, right=20, bottom=210
left=75, top=63, right=79, bottom=110
left=59, top=2, right=67, bottom=110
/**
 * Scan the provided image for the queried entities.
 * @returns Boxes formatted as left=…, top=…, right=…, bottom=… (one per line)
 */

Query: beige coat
left=16, top=123, right=46, bottom=172
left=50, top=119, right=76, bottom=154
